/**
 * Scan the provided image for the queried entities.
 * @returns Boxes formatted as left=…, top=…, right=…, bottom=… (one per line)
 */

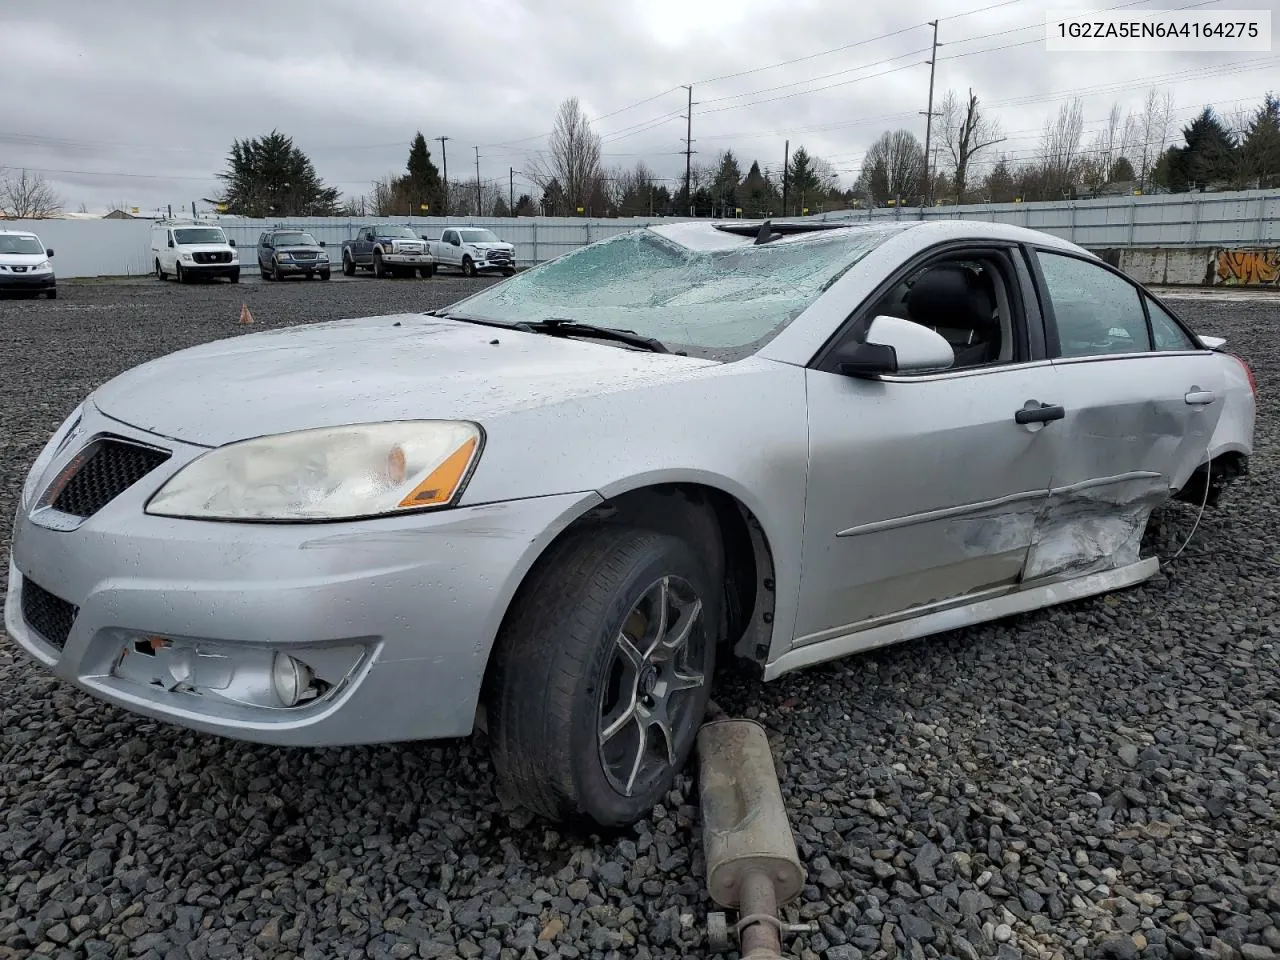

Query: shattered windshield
left=449, top=225, right=902, bottom=358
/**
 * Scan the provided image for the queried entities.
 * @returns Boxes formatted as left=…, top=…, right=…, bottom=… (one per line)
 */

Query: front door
left=793, top=247, right=1060, bottom=648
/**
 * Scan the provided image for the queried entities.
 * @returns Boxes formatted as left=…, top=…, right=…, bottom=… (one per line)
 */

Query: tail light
left=1230, top=353, right=1257, bottom=395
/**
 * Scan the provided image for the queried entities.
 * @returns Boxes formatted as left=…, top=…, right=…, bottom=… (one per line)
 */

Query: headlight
left=181, top=253, right=194, bottom=262
left=33, top=260, right=51, bottom=272
left=145, top=421, right=483, bottom=521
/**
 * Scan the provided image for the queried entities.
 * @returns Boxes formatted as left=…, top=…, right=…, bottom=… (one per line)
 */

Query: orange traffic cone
left=239, top=303, right=255, bottom=325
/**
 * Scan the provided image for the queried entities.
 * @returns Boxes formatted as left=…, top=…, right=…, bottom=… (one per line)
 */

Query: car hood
left=273, top=245, right=326, bottom=255
left=177, top=243, right=236, bottom=254
left=0, top=252, right=47, bottom=266
left=92, top=313, right=717, bottom=447
left=471, top=242, right=513, bottom=251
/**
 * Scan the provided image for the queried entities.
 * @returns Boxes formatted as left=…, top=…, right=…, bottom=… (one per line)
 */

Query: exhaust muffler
left=698, top=718, right=806, bottom=959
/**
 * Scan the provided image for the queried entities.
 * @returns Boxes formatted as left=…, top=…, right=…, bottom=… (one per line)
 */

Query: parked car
left=257, top=229, right=331, bottom=281
left=430, top=227, right=516, bottom=276
left=0, top=229, right=56, bottom=299
left=7, top=219, right=1256, bottom=828
left=151, top=220, right=239, bottom=284
left=341, top=225, right=434, bottom=278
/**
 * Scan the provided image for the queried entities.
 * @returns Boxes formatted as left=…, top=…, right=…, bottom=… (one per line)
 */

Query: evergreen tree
left=712, top=150, right=742, bottom=217
left=1165, top=108, right=1237, bottom=191
left=1240, top=93, right=1280, bottom=188
left=216, top=130, right=339, bottom=217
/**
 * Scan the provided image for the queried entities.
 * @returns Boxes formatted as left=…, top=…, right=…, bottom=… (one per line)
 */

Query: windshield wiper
left=521, top=318, right=670, bottom=353
left=430, top=311, right=669, bottom=353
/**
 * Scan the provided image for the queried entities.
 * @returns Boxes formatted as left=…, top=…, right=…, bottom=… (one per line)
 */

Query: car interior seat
left=904, top=263, right=1001, bottom=367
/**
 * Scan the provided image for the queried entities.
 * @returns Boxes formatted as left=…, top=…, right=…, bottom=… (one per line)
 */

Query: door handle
left=1185, top=389, right=1216, bottom=405
left=1015, top=401, right=1065, bottom=425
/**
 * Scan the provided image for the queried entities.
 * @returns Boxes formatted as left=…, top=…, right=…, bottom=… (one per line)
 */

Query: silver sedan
left=7, top=219, right=1256, bottom=827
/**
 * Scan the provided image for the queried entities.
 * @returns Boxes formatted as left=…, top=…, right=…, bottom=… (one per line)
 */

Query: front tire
left=342, top=252, right=356, bottom=276
left=46, top=288, right=57, bottom=300
left=319, top=269, right=331, bottom=281
left=272, top=260, right=284, bottom=282
left=462, top=255, right=476, bottom=278
left=175, top=263, right=187, bottom=284
left=486, top=525, right=719, bottom=827
left=373, top=251, right=386, bottom=278
left=228, top=269, right=240, bottom=284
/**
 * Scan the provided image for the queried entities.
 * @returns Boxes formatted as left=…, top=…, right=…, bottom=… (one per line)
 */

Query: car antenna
left=754, top=219, right=774, bottom=245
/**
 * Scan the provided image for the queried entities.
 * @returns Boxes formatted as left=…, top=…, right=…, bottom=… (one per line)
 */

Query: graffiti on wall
left=1215, top=248, right=1279, bottom=286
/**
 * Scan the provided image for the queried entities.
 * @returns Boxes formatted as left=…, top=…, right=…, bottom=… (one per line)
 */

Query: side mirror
left=834, top=315, right=954, bottom=378
left=452, top=238, right=461, bottom=246
left=319, top=240, right=326, bottom=247
left=168, top=239, right=175, bottom=248
left=228, top=239, right=237, bottom=248
left=46, top=248, right=54, bottom=257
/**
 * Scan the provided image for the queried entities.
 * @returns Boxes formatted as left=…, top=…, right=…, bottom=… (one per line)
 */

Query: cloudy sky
left=1, top=0, right=1276, bottom=213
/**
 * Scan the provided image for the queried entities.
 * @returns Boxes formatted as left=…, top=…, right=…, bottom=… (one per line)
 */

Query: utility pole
left=435, top=136, right=451, bottom=216
left=919, top=20, right=942, bottom=213
left=782, top=140, right=790, bottom=217
left=681, top=84, right=696, bottom=217
left=473, top=146, right=482, bottom=215
left=509, top=167, right=515, bottom=215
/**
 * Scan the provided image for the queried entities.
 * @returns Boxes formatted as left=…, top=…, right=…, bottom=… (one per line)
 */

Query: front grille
left=21, top=579, right=78, bottom=651
left=49, top=438, right=170, bottom=518
left=292, top=251, right=317, bottom=260
left=487, top=250, right=512, bottom=263
left=12, top=265, right=29, bottom=273
left=192, top=251, right=232, bottom=264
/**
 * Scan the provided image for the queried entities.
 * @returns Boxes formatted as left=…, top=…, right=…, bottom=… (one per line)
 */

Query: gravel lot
left=1, top=277, right=1277, bottom=960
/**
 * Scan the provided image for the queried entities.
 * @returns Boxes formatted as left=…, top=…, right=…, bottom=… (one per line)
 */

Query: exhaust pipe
left=698, top=719, right=806, bottom=959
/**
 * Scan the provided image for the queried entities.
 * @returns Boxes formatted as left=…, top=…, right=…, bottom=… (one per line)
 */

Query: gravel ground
left=1, top=279, right=1277, bottom=960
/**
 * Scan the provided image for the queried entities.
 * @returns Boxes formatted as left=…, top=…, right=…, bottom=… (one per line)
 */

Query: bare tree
left=938, top=89, right=1005, bottom=203
left=1135, top=88, right=1175, bottom=189
left=858, top=130, right=925, bottom=205
left=0, top=168, right=63, bottom=219
left=1038, top=98, right=1085, bottom=197
left=529, top=97, right=603, bottom=214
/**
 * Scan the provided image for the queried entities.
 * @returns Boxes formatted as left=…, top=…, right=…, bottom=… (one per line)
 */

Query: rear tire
left=156, top=259, right=166, bottom=281
left=486, top=525, right=719, bottom=827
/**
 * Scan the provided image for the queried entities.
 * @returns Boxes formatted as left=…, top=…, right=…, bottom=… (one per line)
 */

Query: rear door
left=1022, top=246, right=1227, bottom=581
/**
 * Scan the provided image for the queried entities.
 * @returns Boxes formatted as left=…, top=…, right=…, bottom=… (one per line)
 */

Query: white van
left=151, top=220, right=240, bottom=283
left=0, top=229, right=56, bottom=299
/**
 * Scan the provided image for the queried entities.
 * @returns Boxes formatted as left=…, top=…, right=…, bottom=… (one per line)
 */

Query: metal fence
left=811, top=188, right=1280, bottom=248
left=4, top=188, right=1277, bottom=279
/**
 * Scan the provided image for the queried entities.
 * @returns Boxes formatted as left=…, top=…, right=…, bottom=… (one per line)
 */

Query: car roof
left=0, top=229, right=40, bottom=237
left=645, top=218, right=1091, bottom=257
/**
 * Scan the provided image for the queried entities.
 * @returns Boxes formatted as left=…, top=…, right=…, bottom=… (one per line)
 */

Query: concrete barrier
left=1094, top=245, right=1279, bottom=288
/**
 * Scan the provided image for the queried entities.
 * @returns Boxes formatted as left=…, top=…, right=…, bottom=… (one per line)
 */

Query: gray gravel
left=1, top=279, right=1278, bottom=960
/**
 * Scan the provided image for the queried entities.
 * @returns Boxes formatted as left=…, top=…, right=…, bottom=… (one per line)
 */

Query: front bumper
left=0, top=272, right=56, bottom=290
left=181, top=261, right=239, bottom=277
left=273, top=259, right=330, bottom=274
left=6, top=408, right=598, bottom=746
left=381, top=253, right=433, bottom=265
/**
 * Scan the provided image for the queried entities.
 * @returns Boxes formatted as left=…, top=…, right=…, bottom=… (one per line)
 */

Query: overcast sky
left=1, top=0, right=1276, bottom=213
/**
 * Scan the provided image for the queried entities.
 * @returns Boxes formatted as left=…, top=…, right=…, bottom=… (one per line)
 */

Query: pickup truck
left=429, top=227, right=516, bottom=277
left=341, top=225, right=435, bottom=279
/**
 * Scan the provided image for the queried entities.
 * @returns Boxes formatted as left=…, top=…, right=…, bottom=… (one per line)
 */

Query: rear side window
left=1146, top=296, right=1199, bottom=351
left=1037, top=251, right=1152, bottom=357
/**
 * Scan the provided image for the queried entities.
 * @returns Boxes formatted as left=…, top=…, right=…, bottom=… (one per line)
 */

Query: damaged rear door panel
left=1024, top=248, right=1227, bottom=582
